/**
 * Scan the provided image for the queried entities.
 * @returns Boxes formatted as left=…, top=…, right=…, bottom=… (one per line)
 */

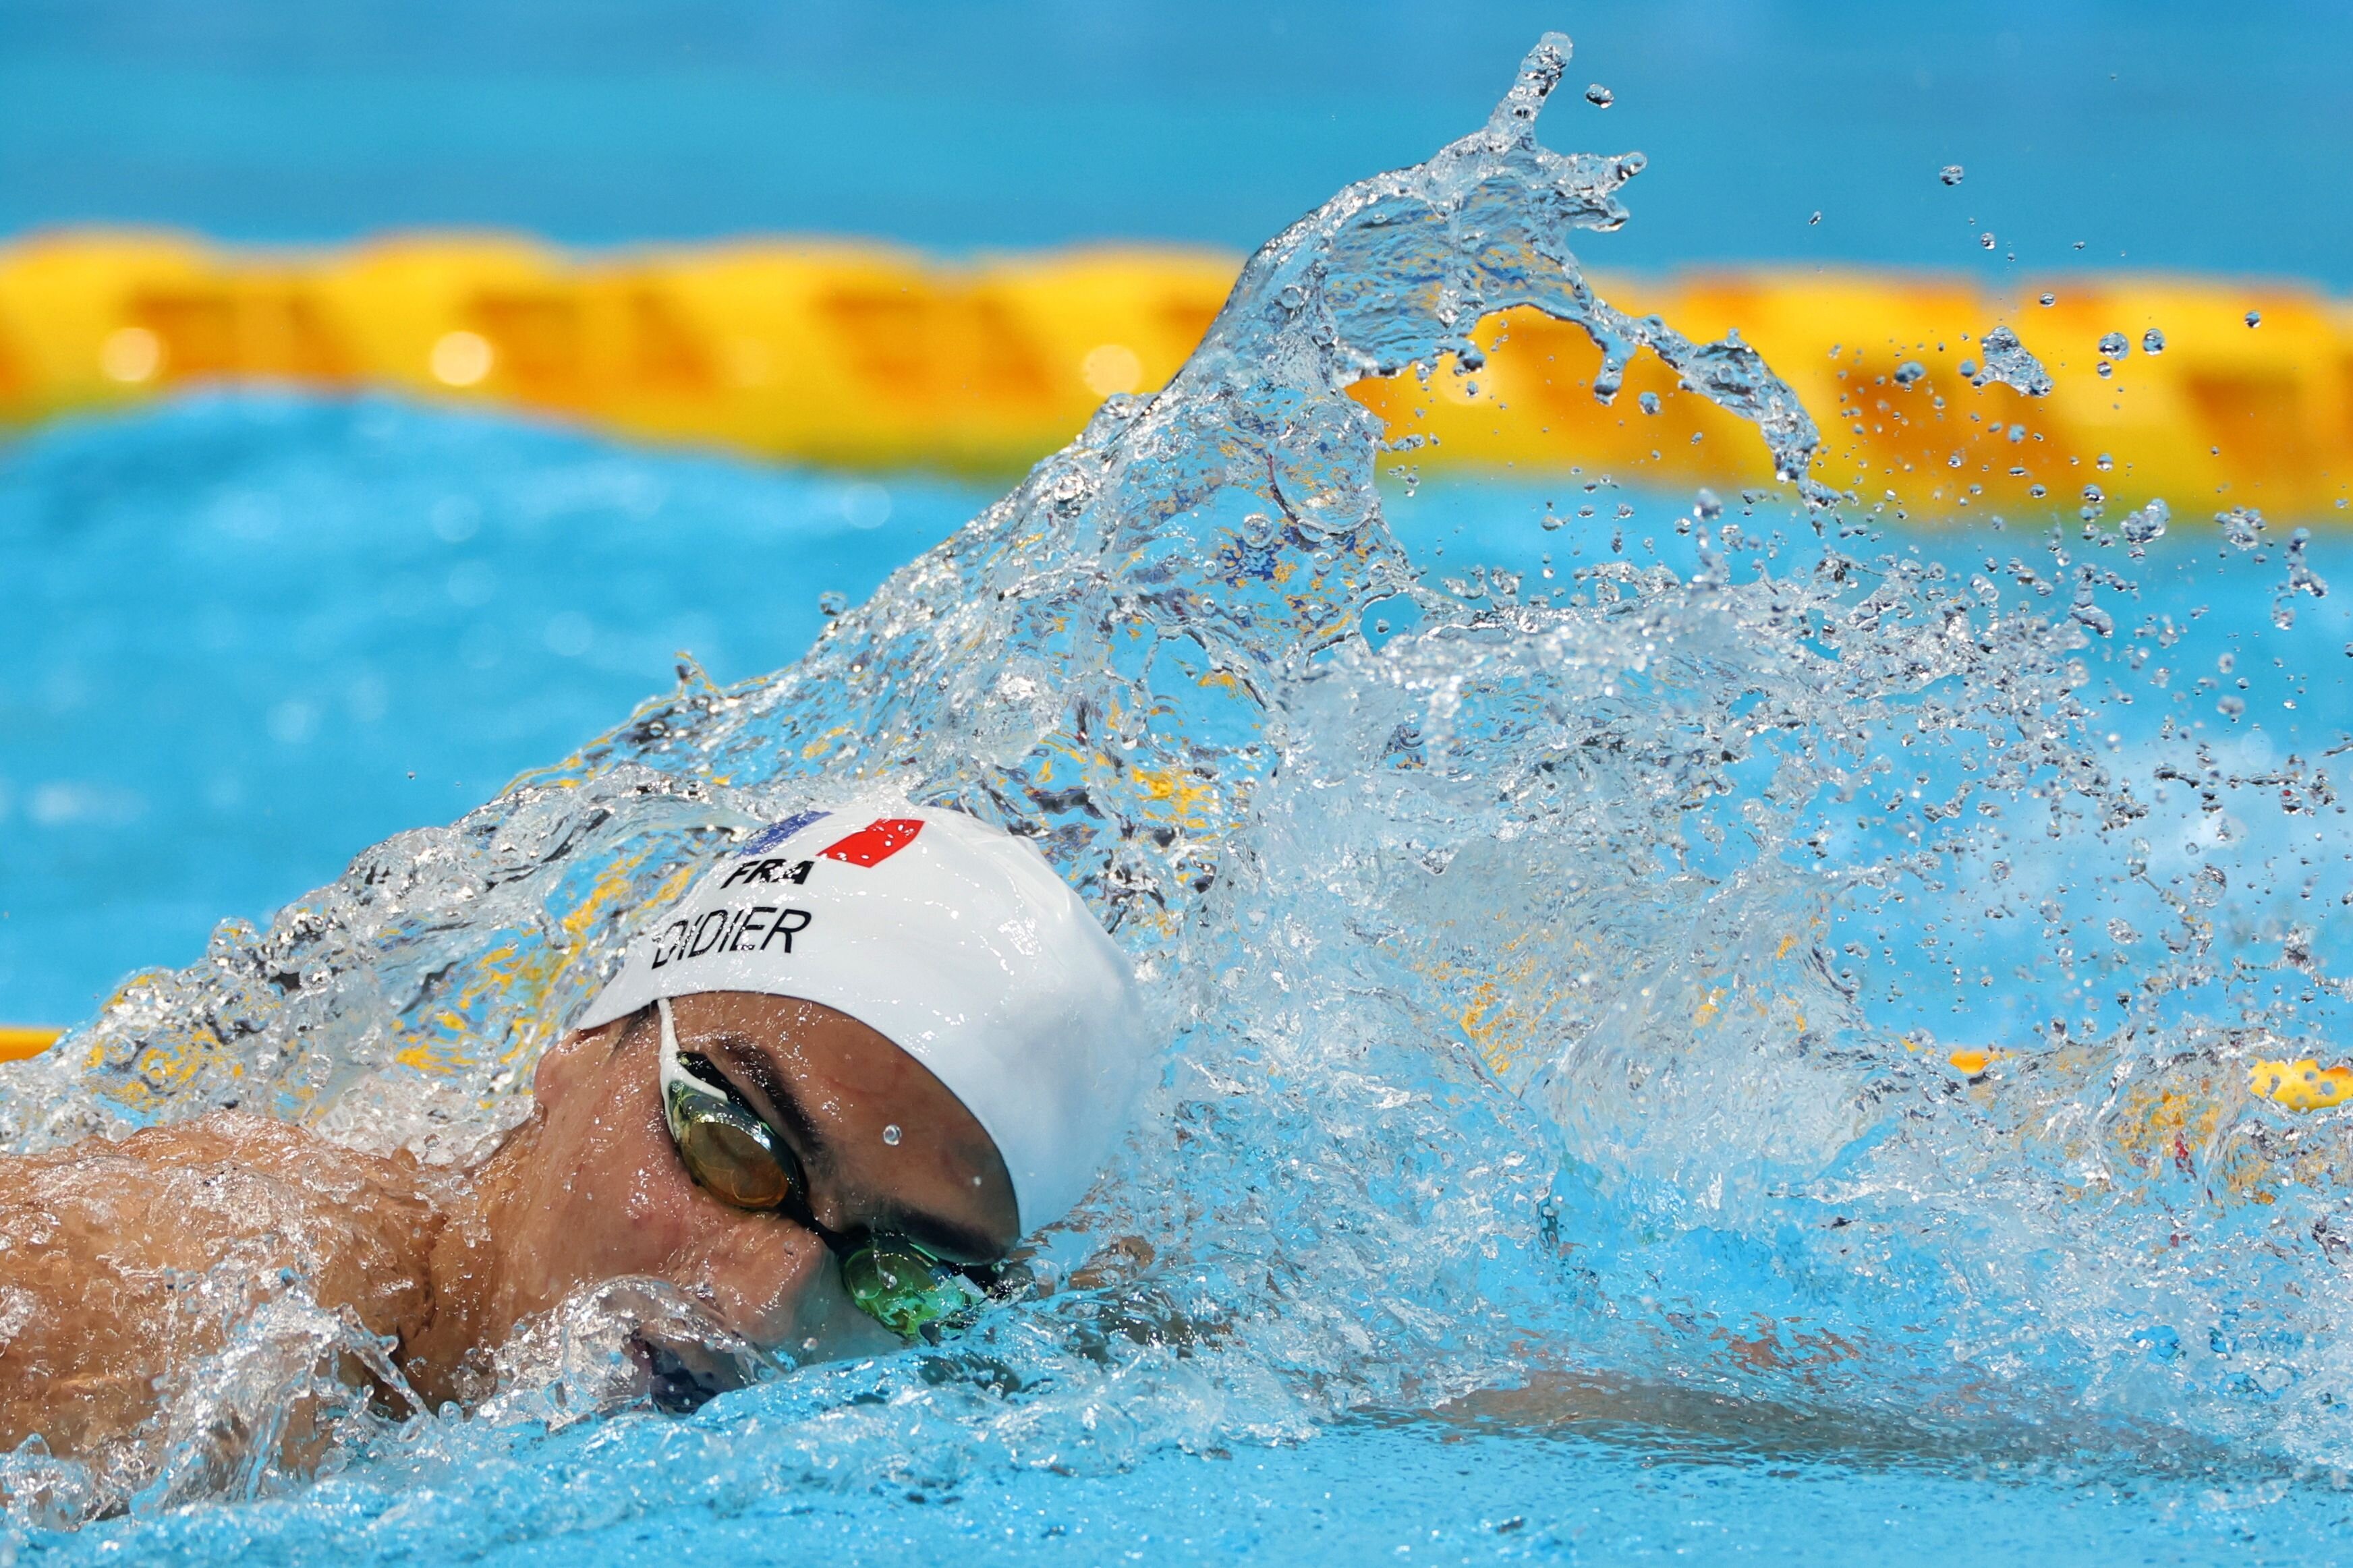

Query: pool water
left=0, top=398, right=987, bottom=1024
left=20, top=1415, right=2353, bottom=1565
left=11, top=35, right=2353, bottom=1565
left=8, top=398, right=2349, bottom=1053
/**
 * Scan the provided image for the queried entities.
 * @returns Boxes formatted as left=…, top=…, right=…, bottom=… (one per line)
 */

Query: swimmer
left=0, top=804, right=1147, bottom=1462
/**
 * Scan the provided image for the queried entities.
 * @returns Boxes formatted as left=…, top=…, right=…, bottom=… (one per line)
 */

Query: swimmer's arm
left=0, top=1113, right=450, bottom=1460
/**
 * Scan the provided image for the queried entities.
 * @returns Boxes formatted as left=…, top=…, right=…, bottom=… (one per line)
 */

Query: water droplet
left=2097, top=332, right=2128, bottom=357
left=1693, top=488, right=1723, bottom=521
left=2122, top=497, right=2169, bottom=554
left=2245, top=310, right=2262, bottom=328
left=1540, top=511, right=1564, bottom=531
left=1979, top=232, right=1997, bottom=250
left=2218, top=695, right=2246, bottom=718
left=2095, top=453, right=2114, bottom=471
left=1809, top=210, right=1822, bottom=225
left=2283, top=525, right=2330, bottom=606
left=1939, top=165, right=1966, bottom=186
left=2072, top=598, right=2114, bottom=638
left=882, top=1124, right=902, bottom=1146
left=818, top=589, right=849, bottom=616
left=1584, top=83, right=1614, bottom=107
left=2039, top=293, right=2057, bottom=307
left=1638, top=391, right=1661, bottom=415
left=2141, top=328, right=2166, bottom=355
left=2080, top=484, right=2105, bottom=505
left=1971, top=326, right=2053, bottom=397
left=1958, top=358, right=1978, bottom=378
left=2217, top=506, right=2265, bottom=550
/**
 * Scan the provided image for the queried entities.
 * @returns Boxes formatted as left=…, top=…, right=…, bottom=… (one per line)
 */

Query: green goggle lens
left=839, top=1238, right=985, bottom=1340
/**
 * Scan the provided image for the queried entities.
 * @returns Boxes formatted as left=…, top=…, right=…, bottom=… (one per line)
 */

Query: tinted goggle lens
left=668, top=1093, right=801, bottom=1212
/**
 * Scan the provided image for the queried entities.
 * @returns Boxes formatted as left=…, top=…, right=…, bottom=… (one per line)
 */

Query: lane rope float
left=0, top=231, right=2344, bottom=519
left=0, top=1026, right=62, bottom=1063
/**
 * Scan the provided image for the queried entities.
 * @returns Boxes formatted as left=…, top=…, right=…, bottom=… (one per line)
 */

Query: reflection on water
left=9, top=30, right=2353, bottom=1556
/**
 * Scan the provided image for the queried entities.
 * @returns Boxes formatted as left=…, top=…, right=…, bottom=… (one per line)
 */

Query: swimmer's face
left=482, top=991, right=1019, bottom=1358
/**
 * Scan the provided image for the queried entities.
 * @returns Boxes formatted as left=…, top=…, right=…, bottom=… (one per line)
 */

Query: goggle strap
left=656, top=996, right=735, bottom=1120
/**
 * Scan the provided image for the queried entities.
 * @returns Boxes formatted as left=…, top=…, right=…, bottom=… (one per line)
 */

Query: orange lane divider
left=0, top=230, right=2346, bottom=519
left=0, top=1025, right=61, bottom=1063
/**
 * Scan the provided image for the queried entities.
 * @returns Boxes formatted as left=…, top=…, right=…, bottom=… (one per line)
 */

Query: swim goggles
left=653, top=997, right=988, bottom=1340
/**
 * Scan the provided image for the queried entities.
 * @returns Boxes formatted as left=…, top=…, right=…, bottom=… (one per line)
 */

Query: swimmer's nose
left=672, top=1215, right=900, bottom=1361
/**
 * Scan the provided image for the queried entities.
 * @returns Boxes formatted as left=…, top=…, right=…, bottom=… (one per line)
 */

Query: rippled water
left=11, top=32, right=2353, bottom=1562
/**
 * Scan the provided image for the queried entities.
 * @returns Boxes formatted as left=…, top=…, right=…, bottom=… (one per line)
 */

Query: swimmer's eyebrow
left=706, top=1032, right=1004, bottom=1265
left=707, top=1033, right=824, bottom=1149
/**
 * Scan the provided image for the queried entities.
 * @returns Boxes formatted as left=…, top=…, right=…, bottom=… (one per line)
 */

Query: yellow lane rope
left=0, top=231, right=2346, bottom=517
left=0, top=1026, right=62, bottom=1063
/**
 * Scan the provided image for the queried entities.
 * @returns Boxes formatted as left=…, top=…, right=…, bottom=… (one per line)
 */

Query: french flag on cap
left=819, top=818, right=924, bottom=868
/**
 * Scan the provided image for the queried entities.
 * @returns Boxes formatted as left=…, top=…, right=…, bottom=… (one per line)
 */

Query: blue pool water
left=12, top=395, right=2353, bottom=1568
left=4, top=0, right=2350, bottom=285
left=22, top=1416, right=2353, bottom=1565
left=0, top=399, right=986, bottom=1022
left=13, top=32, right=2353, bottom=1567
left=9, top=395, right=2350, bottom=1046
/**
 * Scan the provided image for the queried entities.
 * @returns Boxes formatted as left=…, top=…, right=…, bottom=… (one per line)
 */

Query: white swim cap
left=573, top=802, right=1149, bottom=1233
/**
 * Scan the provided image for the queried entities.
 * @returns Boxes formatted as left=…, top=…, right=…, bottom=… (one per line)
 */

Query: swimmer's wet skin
left=0, top=804, right=1146, bottom=1462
